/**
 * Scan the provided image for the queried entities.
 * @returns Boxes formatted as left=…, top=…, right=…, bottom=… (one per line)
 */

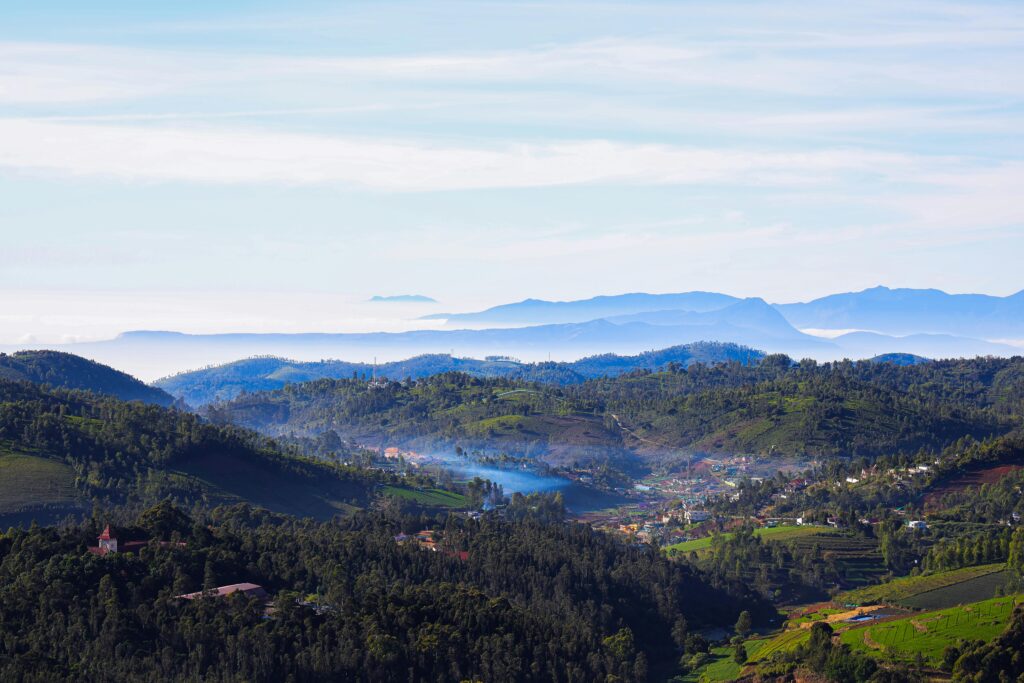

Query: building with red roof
left=176, top=583, right=269, bottom=601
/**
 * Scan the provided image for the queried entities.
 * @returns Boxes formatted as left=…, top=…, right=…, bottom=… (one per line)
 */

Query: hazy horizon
left=3, top=0, right=1023, bottom=346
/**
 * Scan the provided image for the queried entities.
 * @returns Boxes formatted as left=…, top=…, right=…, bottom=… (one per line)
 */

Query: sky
left=1, top=0, right=1023, bottom=343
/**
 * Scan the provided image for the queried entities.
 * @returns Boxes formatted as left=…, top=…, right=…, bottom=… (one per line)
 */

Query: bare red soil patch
left=925, top=464, right=1022, bottom=509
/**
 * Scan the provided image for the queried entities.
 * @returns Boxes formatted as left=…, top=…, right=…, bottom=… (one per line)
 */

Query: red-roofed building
left=97, top=525, right=117, bottom=554
left=176, top=583, right=269, bottom=601
left=87, top=525, right=186, bottom=557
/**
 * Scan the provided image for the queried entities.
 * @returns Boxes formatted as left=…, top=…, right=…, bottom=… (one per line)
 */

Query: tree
left=603, top=627, right=636, bottom=662
left=671, top=617, right=689, bottom=649
left=733, top=643, right=747, bottom=665
left=735, top=610, right=753, bottom=637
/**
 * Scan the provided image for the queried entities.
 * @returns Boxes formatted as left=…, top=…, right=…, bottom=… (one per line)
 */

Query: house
left=907, top=520, right=928, bottom=531
left=87, top=525, right=185, bottom=557
left=415, top=530, right=439, bottom=551
left=92, top=525, right=118, bottom=555
left=685, top=510, right=711, bottom=523
left=177, top=583, right=269, bottom=601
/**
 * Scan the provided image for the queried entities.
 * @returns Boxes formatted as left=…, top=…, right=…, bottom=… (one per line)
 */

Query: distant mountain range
left=775, top=286, right=1024, bottom=338
left=3, top=286, right=1020, bottom=381
left=430, top=286, right=1024, bottom=339
left=423, top=291, right=740, bottom=325
left=155, top=341, right=763, bottom=406
left=0, top=350, right=174, bottom=406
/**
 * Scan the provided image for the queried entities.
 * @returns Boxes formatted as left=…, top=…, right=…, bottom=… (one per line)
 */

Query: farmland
left=838, top=563, right=1006, bottom=607
left=746, top=628, right=810, bottom=661
left=686, top=639, right=773, bottom=682
left=838, top=594, right=1022, bottom=666
left=664, top=525, right=832, bottom=555
left=900, top=569, right=1009, bottom=610
left=783, top=531, right=887, bottom=588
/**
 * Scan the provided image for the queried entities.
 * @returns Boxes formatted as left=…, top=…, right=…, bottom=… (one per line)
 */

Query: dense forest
left=204, top=355, right=1023, bottom=465
left=0, top=502, right=769, bottom=682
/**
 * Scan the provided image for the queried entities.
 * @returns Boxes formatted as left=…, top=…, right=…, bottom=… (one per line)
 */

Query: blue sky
left=1, top=1, right=1022, bottom=342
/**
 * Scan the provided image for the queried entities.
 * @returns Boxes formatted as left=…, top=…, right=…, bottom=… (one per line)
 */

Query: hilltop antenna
left=373, top=356, right=377, bottom=383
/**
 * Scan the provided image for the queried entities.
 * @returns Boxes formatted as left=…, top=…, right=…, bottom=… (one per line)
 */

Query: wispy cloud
left=0, top=118, right=928, bottom=190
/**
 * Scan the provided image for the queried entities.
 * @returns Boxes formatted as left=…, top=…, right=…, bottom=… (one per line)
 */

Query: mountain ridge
left=0, top=350, right=175, bottom=406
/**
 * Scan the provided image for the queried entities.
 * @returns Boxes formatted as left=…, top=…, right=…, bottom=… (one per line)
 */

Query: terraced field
left=746, top=628, right=809, bottom=662
left=786, top=532, right=887, bottom=588
left=838, top=563, right=1006, bottom=608
left=839, top=594, right=1022, bottom=666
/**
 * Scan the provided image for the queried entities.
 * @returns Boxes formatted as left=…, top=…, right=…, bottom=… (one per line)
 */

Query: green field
left=689, top=639, right=771, bottom=682
left=838, top=563, right=1006, bottom=607
left=381, top=485, right=469, bottom=508
left=0, top=450, right=79, bottom=514
left=664, top=525, right=830, bottom=555
left=839, top=594, right=1022, bottom=666
left=747, top=628, right=810, bottom=662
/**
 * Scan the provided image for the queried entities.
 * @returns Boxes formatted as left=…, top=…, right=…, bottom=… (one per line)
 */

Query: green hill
left=0, top=379, right=434, bottom=526
left=155, top=342, right=763, bottom=406
left=0, top=350, right=175, bottom=406
left=204, top=356, right=1018, bottom=465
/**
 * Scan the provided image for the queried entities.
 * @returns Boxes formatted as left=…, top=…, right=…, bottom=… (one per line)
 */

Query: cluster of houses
left=609, top=507, right=717, bottom=543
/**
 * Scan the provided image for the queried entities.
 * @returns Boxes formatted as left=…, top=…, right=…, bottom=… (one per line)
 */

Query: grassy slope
left=170, top=449, right=369, bottom=519
left=839, top=594, right=1023, bottom=666
left=0, top=446, right=84, bottom=525
left=838, top=563, right=1006, bottom=607
left=664, top=525, right=829, bottom=555
left=381, top=485, right=468, bottom=508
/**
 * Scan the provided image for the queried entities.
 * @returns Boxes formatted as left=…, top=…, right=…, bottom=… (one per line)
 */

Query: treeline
left=0, top=502, right=771, bottom=682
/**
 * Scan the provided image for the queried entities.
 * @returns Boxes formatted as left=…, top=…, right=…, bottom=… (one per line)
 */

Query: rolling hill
left=0, top=350, right=175, bottom=406
left=155, top=341, right=763, bottom=406
left=0, top=378, right=412, bottom=527
left=204, top=356, right=1018, bottom=467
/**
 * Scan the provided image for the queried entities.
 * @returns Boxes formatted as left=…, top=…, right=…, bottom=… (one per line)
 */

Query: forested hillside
left=0, top=503, right=770, bottom=682
left=0, top=350, right=175, bottom=406
left=0, top=379, right=393, bottom=526
left=205, top=356, right=1021, bottom=464
left=156, top=342, right=762, bottom=406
